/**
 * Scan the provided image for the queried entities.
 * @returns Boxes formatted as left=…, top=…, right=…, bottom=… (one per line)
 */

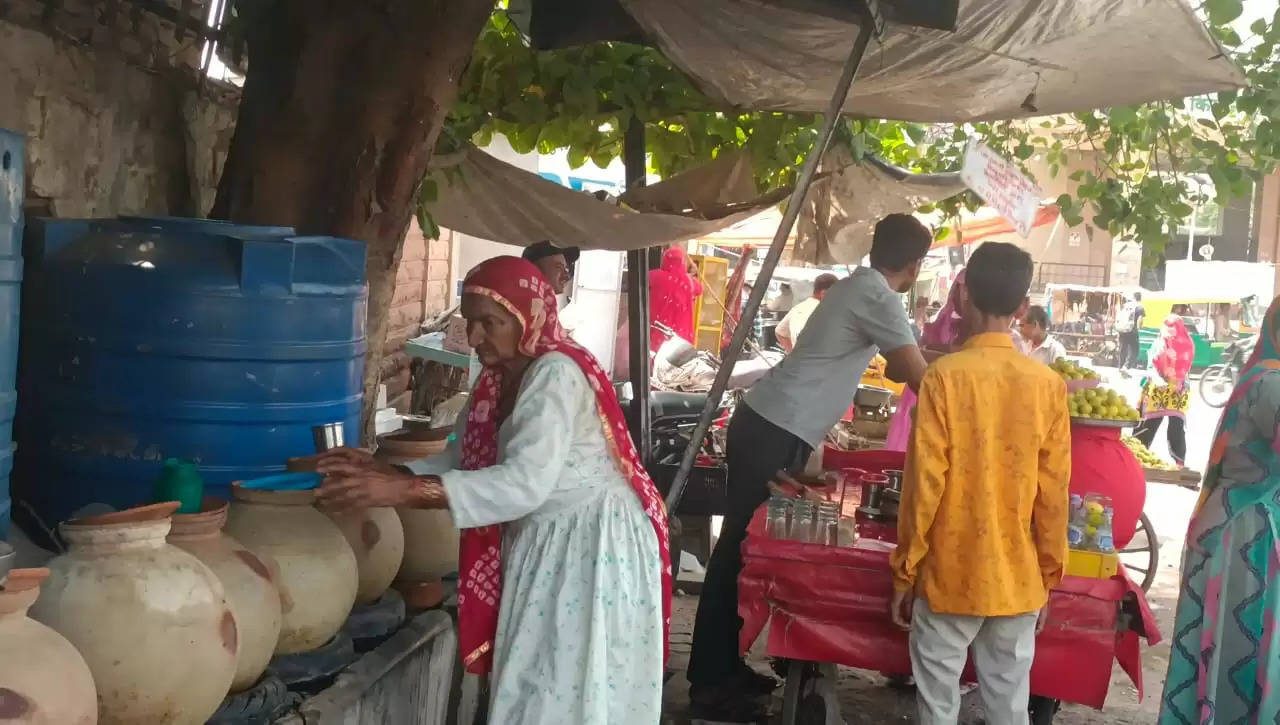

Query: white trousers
left=909, top=598, right=1038, bottom=725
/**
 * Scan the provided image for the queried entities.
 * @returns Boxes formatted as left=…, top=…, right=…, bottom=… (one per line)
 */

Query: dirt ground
left=661, top=484, right=1199, bottom=725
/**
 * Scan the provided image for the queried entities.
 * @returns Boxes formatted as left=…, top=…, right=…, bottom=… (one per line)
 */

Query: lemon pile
left=1068, top=386, right=1140, bottom=421
left=1050, top=358, right=1100, bottom=381
left=1122, top=436, right=1173, bottom=470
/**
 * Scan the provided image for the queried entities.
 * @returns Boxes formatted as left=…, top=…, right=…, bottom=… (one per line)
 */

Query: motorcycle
left=1198, top=337, right=1254, bottom=408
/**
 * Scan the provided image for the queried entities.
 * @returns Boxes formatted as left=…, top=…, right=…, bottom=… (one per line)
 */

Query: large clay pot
left=375, top=432, right=460, bottom=583
left=286, top=455, right=406, bottom=606
left=169, top=498, right=282, bottom=693
left=225, top=481, right=358, bottom=654
left=0, top=568, right=98, bottom=724
left=31, top=503, right=237, bottom=725
left=325, top=507, right=405, bottom=605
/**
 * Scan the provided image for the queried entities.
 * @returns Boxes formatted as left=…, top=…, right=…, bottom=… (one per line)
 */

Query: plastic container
left=14, top=217, right=367, bottom=531
left=154, top=457, right=205, bottom=513
left=0, top=129, right=22, bottom=539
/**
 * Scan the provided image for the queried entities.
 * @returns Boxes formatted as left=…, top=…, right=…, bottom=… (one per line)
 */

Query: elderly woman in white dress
left=315, top=256, right=670, bottom=724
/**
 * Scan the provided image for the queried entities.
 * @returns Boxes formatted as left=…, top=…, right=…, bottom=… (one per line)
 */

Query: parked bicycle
left=1199, top=337, right=1254, bottom=408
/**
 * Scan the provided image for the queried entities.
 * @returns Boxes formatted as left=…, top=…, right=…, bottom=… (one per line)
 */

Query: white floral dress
left=407, top=352, right=664, bottom=724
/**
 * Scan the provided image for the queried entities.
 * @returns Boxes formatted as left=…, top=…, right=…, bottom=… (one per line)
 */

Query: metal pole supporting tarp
left=664, top=18, right=878, bottom=514
left=624, top=118, right=653, bottom=462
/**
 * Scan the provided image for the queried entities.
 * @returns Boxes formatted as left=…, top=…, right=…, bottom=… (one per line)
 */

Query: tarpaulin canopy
left=423, top=146, right=964, bottom=254
left=795, top=146, right=966, bottom=264
left=519, top=0, right=1244, bottom=122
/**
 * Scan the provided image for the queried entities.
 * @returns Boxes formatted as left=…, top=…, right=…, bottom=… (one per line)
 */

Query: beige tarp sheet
left=425, top=148, right=766, bottom=251
left=424, top=147, right=962, bottom=259
left=614, top=0, right=1244, bottom=121
left=795, top=146, right=966, bottom=264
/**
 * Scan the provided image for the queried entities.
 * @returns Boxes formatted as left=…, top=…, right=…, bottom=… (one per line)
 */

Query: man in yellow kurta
left=889, top=242, right=1071, bottom=725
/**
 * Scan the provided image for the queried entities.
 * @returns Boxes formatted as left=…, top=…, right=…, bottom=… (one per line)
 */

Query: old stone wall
left=0, top=2, right=237, bottom=218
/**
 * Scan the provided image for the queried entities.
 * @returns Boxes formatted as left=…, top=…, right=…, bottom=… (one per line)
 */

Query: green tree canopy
left=439, top=2, right=1280, bottom=262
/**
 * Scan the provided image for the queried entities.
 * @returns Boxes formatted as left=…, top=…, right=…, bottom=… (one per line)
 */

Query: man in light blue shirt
left=687, top=213, right=934, bottom=721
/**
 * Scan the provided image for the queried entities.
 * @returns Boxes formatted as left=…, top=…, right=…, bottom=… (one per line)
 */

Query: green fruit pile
left=1050, top=358, right=1100, bottom=381
left=1068, top=387, right=1140, bottom=421
left=1122, top=435, right=1173, bottom=470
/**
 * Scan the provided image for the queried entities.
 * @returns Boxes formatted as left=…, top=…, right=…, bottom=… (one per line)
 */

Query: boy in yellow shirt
left=889, top=242, right=1071, bottom=725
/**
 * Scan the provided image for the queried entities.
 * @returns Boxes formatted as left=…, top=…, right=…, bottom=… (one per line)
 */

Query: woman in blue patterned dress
left=1158, top=295, right=1280, bottom=723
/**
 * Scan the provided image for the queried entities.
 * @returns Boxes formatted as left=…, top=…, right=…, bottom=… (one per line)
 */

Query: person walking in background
left=912, top=296, right=932, bottom=340
left=891, top=242, right=1071, bottom=725
left=1158, top=294, right=1280, bottom=723
left=649, top=246, right=702, bottom=352
left=1116, top=292, right=1145, bottom=372
left=775, top=273, right=840, bottom=352
left=1134, top=314, right=1194, bottom=467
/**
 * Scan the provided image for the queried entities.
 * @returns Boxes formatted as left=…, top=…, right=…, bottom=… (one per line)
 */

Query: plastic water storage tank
left=15, top=217, right=367, bottom=531
left=0, top=130, right=23, bottom=539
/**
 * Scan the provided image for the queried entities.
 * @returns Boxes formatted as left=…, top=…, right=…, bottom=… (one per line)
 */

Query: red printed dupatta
left=455, top=255, right=671, bottom=674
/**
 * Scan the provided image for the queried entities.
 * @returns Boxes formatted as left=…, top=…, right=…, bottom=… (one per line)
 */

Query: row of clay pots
left=32, top=503, right=239, bottom=725
left=0, top=568, right=98, bottom=724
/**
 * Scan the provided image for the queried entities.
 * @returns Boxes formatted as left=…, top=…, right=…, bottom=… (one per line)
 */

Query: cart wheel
left=1029, top=696, right=1060, bottom=724
left=780, top=660, right=810, bottom=725
left=1119, top=512, right=1159, bottom=592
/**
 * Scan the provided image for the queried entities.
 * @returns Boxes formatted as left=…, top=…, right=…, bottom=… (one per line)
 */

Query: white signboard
left=960, top=139, right=1043, bottom=239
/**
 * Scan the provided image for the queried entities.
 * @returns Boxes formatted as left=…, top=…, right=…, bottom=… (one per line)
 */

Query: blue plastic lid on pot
left=238, top=472, right=322, bottom=491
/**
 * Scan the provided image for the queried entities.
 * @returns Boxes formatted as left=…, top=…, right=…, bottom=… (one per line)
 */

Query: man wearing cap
left=522, top=240, right=579, bottom=296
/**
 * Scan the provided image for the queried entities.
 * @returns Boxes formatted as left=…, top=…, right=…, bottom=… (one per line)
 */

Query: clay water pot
left=224, top=479, right=358, bottom=655
left=31, top=502, right=237, bottom=725
left=375, top=434, right=460, bottom=583
left=0, top=568, right=98, bottom=724
left=169, top=498, right=282, bottom=693
left=288, top=453, right=418, bottom=601
left=324, top=506, right=405, bottom=606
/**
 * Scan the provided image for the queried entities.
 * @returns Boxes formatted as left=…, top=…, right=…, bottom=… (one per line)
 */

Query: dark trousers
left=687, top=403, right=811, bottom=690
left=1134, top=415, right=1187, bottom=465
left=1118, top=332, right=1140, bottom=369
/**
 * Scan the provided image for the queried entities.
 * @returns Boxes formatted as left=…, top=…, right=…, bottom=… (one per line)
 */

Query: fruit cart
left=744, top=449, right=1162, bottom=725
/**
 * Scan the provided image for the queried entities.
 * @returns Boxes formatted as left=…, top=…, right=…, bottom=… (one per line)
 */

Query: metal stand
left=624, top=118, right=652, bottom=462
left=665, top=16, right=878, bottom=512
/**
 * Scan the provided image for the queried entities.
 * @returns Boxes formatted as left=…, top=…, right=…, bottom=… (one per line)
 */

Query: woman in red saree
left=315, top=256, right=670, bottom=724
left=649, top=246, right=703, bottom=352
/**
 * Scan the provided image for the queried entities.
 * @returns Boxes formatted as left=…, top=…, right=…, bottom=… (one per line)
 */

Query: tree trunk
left=211, top=0, right=492, bottom=443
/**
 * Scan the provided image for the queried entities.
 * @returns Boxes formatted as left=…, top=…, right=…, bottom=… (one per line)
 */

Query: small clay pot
left=33, top=503, right=237, bottom=724
left=170, top=498, right=283, bottom=693
left=0, top=568, right=98, bottom=725
left=225, top=483, right=358, bottom=655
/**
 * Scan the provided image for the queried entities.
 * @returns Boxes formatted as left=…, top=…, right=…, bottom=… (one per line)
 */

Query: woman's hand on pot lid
left=316, top=466, right=417, bottom=511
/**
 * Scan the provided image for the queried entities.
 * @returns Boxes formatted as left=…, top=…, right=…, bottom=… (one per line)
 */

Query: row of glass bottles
left=1068, top=493, right=1116, bottom=553
left=765, top=496, right=841, bottom=545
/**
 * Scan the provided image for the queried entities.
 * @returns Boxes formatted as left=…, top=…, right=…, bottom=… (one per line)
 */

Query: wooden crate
left=1143, top=467, right=1201, bottom=489
left=274, top=611, right=456, bottom=725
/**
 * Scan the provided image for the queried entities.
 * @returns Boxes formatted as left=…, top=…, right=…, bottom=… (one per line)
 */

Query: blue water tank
left=0, top=130, right=23, bottom=539
left=15, top=217, right=367, bottom=531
